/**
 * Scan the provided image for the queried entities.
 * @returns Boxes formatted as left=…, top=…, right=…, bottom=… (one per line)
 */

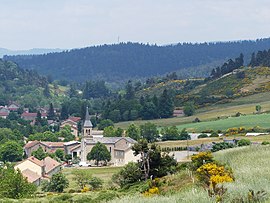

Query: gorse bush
left=191, top=152, right=214, bottom=169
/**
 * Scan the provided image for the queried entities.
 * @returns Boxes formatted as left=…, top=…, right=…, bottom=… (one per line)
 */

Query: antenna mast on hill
left=118, top=36, right=120, bottom=44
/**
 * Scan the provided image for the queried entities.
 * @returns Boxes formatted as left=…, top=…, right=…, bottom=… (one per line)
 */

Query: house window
left=109, top=147, right=111, bottom=153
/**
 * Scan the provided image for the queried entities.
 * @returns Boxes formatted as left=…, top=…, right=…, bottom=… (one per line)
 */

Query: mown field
left=115, top=92, right=270, bottom=130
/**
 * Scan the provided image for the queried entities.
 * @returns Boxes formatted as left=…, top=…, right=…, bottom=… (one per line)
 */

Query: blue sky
left=1, top=0, right=270, bottom=49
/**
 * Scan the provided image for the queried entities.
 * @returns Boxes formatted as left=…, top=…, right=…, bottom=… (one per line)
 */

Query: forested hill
left=0, top=59, right=48, bottom=105
left=4, top=38, right=270, bottom=82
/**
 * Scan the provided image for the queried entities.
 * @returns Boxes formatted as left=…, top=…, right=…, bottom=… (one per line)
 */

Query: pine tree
left=47, top=103, right=55, bottom=120
left=158, top=89, right=174, bottom=118
left=125, top=80, right=135, bottom=100
left=43, top=83, right=51, bottom=98
left=35, top=111, right=42, bottom=126
left=60, top=104, right=69, bottom=120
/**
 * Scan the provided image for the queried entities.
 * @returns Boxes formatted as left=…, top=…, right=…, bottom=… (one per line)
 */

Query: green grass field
left=176, top=113, right=270, bottom=132
left=115, top=92, right=270, bottom=130
left=63, top=166, right=122, bottom=190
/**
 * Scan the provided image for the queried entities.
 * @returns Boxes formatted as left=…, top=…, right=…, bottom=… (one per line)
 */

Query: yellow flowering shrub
left=196, top=163, right=234, bottom=189
left=191, top=152, right=214, bottom=169
left=81, top=186, right=90, bottom=193
left=143, top=187, right=159, bottom=197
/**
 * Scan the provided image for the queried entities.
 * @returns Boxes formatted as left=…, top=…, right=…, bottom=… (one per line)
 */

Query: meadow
left=175, top=113, right=270, bottom=132
left=109, top=145, right=270, bottom=203
left=62, top=166, right=122, bottom=190
left=115, top=92, right=270, bottom=130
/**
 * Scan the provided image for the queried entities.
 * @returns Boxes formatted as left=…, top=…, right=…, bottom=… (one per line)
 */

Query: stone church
left=80, top=107, right=139, bottom=166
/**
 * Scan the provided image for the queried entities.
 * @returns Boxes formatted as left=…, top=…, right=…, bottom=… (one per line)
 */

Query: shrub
left=198, top=133, right=208, bottom=139
left=262, top=141, right=270, bottom=145
left=94, top=191, right=119, bottom=202
left=52, top=194, right=72, bottom=202
left=89, top=177, right=103, bottom=190
left=81, top=186, right=90, bottom=193
left=68, top=189, right=76, bottom=193
left=237, top=139, right=251, bottom=147
left=72, top=170, right=92, bottom=189
left=191, top=152, right=214, bottom=169
left=210, top=132, right=219, bottom=137
left=196, top=162, right=234, bottom=197
left=41, top=172, right=69, bottom=193
left=112, top=162, right=142, bottom=187
left=211, top=142, right=234, bottom=152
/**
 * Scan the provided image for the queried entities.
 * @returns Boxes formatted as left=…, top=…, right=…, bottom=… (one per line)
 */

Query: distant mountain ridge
left=0, top=48, right=64, bottom=58
left=4, top=38, right=270, bottom=82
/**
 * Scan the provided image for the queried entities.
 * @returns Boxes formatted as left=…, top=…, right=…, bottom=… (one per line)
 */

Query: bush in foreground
left=237, top=139, right=251, bottom=147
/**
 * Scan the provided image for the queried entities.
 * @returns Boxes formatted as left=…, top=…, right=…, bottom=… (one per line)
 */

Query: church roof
left=83, top=107, right=93, bottom=128
left=85, top=137, right=137, bottom=145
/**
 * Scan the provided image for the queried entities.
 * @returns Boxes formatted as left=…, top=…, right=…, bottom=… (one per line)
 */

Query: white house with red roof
left=15, top=156, right=61, bottom=186
left=60, top=116, right=81, bottom=138
left=24, top=141, right=65, bottom=157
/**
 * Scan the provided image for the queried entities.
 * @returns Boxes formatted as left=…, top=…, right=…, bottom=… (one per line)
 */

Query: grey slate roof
left=83, top=107, right=93, bottom=128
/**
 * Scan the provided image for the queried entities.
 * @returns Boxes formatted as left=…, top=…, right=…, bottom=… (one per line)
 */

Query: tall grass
left=214, top=145, right=270, bottom=202
left=110, top=145, right=270, bottom=203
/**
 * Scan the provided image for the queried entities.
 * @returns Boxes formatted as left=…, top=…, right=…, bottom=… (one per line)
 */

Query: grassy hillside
left=108, top=145, right=270, bottom=203
left=176, top=113, right=270, bottom=132
left=116, top=91, right=270, bottom=129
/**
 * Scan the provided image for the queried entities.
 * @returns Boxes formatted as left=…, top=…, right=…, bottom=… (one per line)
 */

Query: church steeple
left=83, top=107, right=93, bottom=138
left=84, top=107, right=93, bottom=128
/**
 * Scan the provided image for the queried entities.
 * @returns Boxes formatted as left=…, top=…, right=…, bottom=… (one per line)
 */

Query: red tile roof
left=44, top=157, right=61, bottom=174
left=0, top=112, right=9, bottom=116
left=21, top=169, right=41, bottom=183
left=42, top=142, right=65, bottom=148
left=27, top=156, right=44, bottom=167
left=68, top=116, right=81, bottom=123
left=24, top=140, right=40, bottom=149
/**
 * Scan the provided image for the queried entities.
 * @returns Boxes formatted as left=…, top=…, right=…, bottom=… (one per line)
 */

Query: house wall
left=83, top=143, right=115, bottom=163
left=46, top=166, right=61, bottom=177
left=124, top=148, right=140, bottom=165
left=15, top=160, right=43, bottom=176
left=115, top=139, right=131, bottom=149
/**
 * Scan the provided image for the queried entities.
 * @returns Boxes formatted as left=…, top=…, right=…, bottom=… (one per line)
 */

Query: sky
left=1, top=0, right=270, bottom=50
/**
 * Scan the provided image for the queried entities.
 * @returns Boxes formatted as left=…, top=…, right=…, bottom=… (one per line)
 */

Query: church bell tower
left=81, top=107, right=93, bottom=162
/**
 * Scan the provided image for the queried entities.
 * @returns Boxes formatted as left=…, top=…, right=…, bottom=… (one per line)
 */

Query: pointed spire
left=83, top=106, right=93, bottom=128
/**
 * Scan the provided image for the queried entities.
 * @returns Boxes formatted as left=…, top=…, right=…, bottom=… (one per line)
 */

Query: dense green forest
left=4, top=38, right=270, bottom=83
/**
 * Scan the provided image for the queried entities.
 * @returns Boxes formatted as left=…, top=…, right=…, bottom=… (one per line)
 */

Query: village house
left=7, top=102, right=20, bottom=111
left=80, top=107, right=139, bottom=166
left=21, top=112, right=47, bottom=121
left=0, top=112, right=9, bottom=119
left=15, top=156, right=61, bottom=186
left=24, top=141, right=65, bottom=157
left=173, top=109, right=184, bottom=117
left=60, top=116, right=81, bottom=138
